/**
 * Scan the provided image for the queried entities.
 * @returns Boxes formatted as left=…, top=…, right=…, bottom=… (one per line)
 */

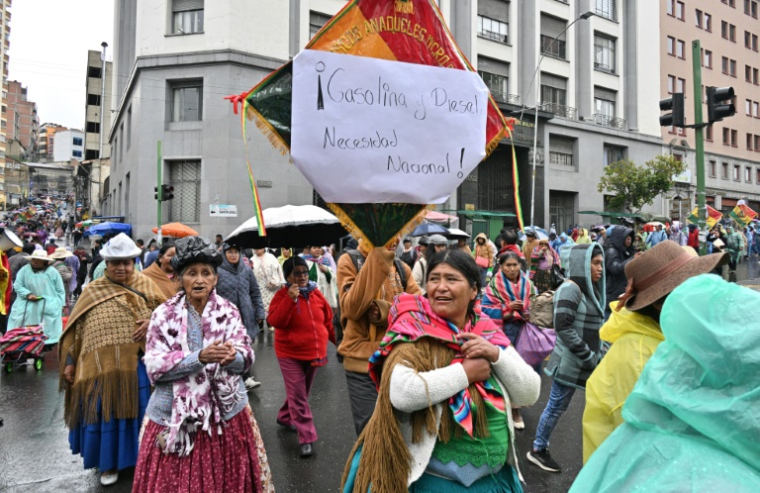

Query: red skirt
left=132, top=406, right=274, bottom=493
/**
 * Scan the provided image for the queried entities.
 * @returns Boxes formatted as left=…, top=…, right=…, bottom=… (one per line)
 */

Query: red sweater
left=268, top=286, right=336, bottom=363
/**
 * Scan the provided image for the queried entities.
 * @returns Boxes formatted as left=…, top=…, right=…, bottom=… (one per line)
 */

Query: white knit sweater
left=389, top=346, right=541, bottom=486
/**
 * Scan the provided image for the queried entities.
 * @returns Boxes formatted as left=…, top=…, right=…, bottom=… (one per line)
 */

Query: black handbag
left=550, top=264, right=566, bottom=289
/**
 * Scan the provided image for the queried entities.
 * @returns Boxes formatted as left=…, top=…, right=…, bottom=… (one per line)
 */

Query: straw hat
left=29, top=250, right=54, bottom=263
left=50, top=247, right=74, bottom=260
left=619, top=240, right=727, bottom=311
left=100, top=233, right=143, bottom=261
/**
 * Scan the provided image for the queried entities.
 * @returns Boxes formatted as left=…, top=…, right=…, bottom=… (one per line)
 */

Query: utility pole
left=156, top=141, right=162, bottom=244
left=691, top=40, right=707, bottom=255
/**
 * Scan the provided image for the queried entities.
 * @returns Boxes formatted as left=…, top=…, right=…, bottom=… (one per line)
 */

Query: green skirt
left=408, top=465, right=523, bottom=493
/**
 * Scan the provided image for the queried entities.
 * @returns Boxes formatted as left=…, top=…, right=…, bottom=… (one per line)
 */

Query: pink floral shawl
left=145, top=290, right=254, bottom=456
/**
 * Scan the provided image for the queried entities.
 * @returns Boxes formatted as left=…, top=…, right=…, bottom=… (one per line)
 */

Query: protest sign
left=291, top=50, right=488, bottom=204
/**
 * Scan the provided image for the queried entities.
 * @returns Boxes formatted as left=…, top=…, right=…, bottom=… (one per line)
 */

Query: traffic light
left=659, top=93, right=685, bottom=128
left=706, top=86, right=736, bottom=123
left=154, top=186, right=159, bottom=201
left=161, top=184, right=175, bottom=201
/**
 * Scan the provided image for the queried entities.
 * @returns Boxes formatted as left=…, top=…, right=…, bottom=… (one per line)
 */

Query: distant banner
left=687, top=206, right=722, bottom=228
left=729, top=203, right=757, bottom=227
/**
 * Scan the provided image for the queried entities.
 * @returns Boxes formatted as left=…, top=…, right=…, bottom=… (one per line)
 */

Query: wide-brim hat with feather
left=618, top=240, right=727, bottom=312
left=171, top=236, right=222, bottom=272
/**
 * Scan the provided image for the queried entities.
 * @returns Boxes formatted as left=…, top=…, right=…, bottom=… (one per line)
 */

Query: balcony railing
left=594, top=61, right=615, bottom=74
left=540, top=102, right=578, bottom=120
left=488, top=90, right=521, bottom=106
left=593, top=113, right=627, bottom=129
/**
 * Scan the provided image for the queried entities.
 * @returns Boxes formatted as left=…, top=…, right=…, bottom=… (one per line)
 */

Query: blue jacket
left=216, top=257, right=266, bottom=339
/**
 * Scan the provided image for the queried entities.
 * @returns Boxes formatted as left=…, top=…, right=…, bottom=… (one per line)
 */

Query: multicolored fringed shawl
left=529, top=244, right=561, bottom=280
left=482, top=270, right=534, bottom=326
left=369, top=294, right=510, bottom=437
left=144, top=290, right=254, bottom=456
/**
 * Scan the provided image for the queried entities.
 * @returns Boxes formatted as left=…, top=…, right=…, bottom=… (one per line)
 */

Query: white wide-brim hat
left=30, top=250, right=54, bottom=262
left=100, top=233, right=143, bottom=261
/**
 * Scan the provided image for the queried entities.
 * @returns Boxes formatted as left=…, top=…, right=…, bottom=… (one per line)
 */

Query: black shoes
left=276, top=419, right=297, bottom=432
left=300, top=443, right=314, bottom=457
left=526, top=449, right=562, bottom=473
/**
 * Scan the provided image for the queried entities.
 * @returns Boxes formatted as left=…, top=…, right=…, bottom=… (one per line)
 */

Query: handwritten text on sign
left=291, top=50, right=488, bottom=204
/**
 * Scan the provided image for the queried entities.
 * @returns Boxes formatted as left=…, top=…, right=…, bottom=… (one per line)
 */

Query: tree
left=597, top=155, right=687, bottom=213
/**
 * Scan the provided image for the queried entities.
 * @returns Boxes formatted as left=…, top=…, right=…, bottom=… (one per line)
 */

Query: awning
left=444, top=210, right=516, bottom=218
left=425, top=209, right=458, bottom=223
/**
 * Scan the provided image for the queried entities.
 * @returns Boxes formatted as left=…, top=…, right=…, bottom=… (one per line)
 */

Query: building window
left=705, top=13, right=712, bottom=31
left=667, top=36, right=675, bottom=56
left=172, top=0, right=204, bottom=35
left=86, top=122, right=100, bottom=133
left=477, top=0, right=510, bottom=43
left=704, top=49, right=712, bottom=68
left=723, top=127, right=730, bottom=145
left=746, top=64, right=752, bottom=81
left=594, top=34, right=616, bottom=73
left=722, top=21, right=729, bottom=39
left=747, top=167, right=753, bottom=181
left=603, top=144, right=627, bottom=166
left=730, top=24, right=737, bottom=42
left=478, top=56, right=510, bottom=103
left=675, top=1, right=685, bottom=19
left=87, top=94, right=101, bottom=106
left=127, top=106, right=132, bottom=150
left=540, top=15, right=567, bottom=59
left=171, top=81, right=202, bottom=122
left=722, top=162, right=729, bottom=178
left=309, top=11, right=331, bottom=39
left=169, top=160, right=201, bottom=223
left=119, top=124, right=124, bottom=162
left=706, top=125, right=713, bottom=141
left=748, top=132, right=754, bottom=149
left=677, top=77, right=686, bottom=94
left=73, top=150, right=82, bottom=158
left=734, top=164, right=741, bottom=181
left=732, top=129, right=738, bottom=146
left=667, top=75, right=675, bottom=94
left=709, top=160, right=717, bottom=177
left=757, top=169, right=760, bottom=182
left=755, top=68, right=759, bottom=84
left=754, top=101, right=760, bottom=117
left=594, top=87, right=617, bottom=118
left=696, top=9, right=703, bottom=27
left=747, top=99, right=752, bottom=115
left=753, top=34, right=759, bottom=51
left=724, top=57, right=730, bottom=74
left=549, top=135, right=575, bottom=168
left=87, top=66, right=102, bottom=78
left=540, top=73, right=568, bottom=114
left=595, top=0, right=616, bottom=20
left=73, top=137, right=83, bottom=146
left=676, top=39, right=685, bottom=58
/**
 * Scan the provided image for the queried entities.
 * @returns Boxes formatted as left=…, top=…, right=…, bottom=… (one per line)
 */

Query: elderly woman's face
left=426, top=263, right=477, bottom=323
left=106, top=259, right=134, bottom=283
left=181, top=262, right=218, bottom=302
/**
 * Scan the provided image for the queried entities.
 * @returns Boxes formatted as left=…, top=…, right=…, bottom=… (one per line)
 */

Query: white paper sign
left=291, top=50, right=488, bottom=204
left=210, top=204, right=238, bottom=217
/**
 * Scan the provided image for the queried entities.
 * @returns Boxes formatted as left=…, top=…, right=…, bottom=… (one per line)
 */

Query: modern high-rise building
left=84, top=49, right=112, bottom=161
left=52, top=129, right=85, bottom=162
left=0, top=0, right=11, bottom=208
left=109, top=0, right=664, bottom=239
left=660, top=0, right=760, bottom=221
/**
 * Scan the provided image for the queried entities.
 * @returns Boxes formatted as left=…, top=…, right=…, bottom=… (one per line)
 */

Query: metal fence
left=169, top=160, right=201, bottom=223
left=592, top=113, right=627, bottom=129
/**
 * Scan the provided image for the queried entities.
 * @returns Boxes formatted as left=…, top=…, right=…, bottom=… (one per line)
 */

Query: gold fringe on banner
left=247, top=105, right=290, bottom=157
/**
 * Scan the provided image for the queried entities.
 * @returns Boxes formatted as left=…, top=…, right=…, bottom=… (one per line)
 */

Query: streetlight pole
left=521, top=11, right=594, bottom=229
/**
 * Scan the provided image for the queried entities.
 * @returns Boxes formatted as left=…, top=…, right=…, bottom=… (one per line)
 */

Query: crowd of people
left=2, top=205, right=760, bottom=492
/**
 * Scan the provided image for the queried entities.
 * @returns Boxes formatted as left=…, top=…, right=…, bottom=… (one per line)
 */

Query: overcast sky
left=8, top=0, right=114, bottom=129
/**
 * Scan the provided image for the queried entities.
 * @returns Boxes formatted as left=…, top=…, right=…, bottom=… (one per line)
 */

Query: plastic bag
left=515, top=322, right=556, bottom=367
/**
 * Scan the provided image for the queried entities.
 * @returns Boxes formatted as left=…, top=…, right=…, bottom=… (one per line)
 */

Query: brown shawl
left=59, top=272, right=167, bottom=428
left=341, top=339, right=490, bottom=493
left=141, top=262, right=179, bottom=299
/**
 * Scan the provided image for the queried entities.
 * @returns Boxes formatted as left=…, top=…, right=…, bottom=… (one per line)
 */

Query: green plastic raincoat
left=570, top=275, right=760, bottom=492
left=582, top=301, right=664, bottom=463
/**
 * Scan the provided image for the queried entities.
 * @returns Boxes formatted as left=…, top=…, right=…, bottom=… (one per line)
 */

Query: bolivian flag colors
left=687, top=206, right=723, bottom=228
left=729, top=204, right=757, bottom=227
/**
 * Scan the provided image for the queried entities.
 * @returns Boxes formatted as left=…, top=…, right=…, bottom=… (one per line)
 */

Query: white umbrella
left=445, top=228, right=471, bottom=239
left=225, top=205, right=347, bottom=248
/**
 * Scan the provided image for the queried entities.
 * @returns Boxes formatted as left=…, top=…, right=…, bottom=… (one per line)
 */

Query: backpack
left=344, top=249, right=408, bottom=290
left=530, top=290, right=555, bottom=328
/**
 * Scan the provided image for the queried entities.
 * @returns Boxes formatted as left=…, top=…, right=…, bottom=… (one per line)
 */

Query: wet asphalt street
left=2, top=259, right=759, bottom=493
